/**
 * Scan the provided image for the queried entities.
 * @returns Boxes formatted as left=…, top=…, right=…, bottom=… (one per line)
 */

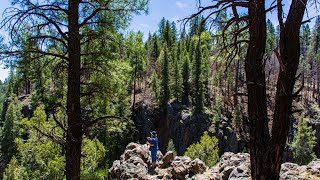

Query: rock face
left=133, top=101, right=246, bottom=155
left=133, top=102, right=211, bottom=154
left=109, top=143, right=216, bottom=180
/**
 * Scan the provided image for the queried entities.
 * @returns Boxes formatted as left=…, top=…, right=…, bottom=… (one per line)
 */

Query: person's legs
left=151, top=151, right=157, bottom=168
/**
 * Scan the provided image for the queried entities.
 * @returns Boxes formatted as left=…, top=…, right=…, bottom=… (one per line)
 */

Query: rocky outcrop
left=133, top=102, right=211, bottom=154
left=109, top=143, right=217, bottom=179
left=133, top=101, right=246, bottom=155
left=212, top=152, right=320, bottom=180
left=110, top=144, right=320, bottom=180
left=170, top=109, right=211, bottom=155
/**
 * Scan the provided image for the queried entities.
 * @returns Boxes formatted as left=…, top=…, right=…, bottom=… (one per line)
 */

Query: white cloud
left=176, top=1, right=188, bottom=9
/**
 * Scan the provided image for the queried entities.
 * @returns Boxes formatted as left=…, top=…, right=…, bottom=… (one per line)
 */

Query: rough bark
left=270, top=0, right=308, bottom=177
left=66, top=0, right=82, bottom=179
left=245, top=0, right=307, bottom=179
left=245, top=1, right=273, bottom=179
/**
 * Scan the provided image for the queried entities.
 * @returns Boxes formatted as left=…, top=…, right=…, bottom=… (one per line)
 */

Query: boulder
left=110, top=143, right=212, bottom=180
left=189, top=158, right=207, bottom=174
left=159, top=151, right=174, bottom=168
left=171, top=156, right=192, bottom=179
left=306, top=159, right=320, bottom=177
left=110, top=144, right=320, bottom=180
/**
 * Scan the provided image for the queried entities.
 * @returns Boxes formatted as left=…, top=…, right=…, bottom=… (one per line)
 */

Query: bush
left=184, top=131, right=219, bottom=166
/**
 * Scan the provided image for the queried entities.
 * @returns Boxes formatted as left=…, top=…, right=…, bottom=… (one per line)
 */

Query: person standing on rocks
left=147, top=131, right=158, bottom=169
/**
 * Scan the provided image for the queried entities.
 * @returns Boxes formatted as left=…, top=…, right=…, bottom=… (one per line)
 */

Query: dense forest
left=0, top=0, right=319, bottom=179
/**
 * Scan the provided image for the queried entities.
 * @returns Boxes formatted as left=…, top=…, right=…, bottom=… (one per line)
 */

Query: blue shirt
left=148, top=137, right=158, bottom=152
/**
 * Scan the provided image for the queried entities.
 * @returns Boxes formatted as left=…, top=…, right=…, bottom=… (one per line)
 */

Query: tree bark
left=245, top=1, right=273, bottom=179
left=66, top=0, right=82, bottom=179
left=245, top=0, right=308, bottom=179
left=270, top=0, right=307, bottom=177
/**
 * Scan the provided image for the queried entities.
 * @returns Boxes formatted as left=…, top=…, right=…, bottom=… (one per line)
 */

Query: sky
left=0, top=0, right=318, bottom=82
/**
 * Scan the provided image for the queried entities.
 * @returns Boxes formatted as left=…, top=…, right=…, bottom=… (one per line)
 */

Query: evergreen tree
left=182, top=49, right=190, bottom=105
left=171, top=46, right=182, bottom=100
left=6, top=67, right=15, bottom=97
left=290, top=116, right=317, bottom=165
left=158, top=17, right=166, bottom=38
left=166, top=139, right=177, bottom=157
left=160, top=43, right=170, bottom=106
left=193, top=40, right=204, bottom=114
left=0, top=97, right=21, bottom=157
left=149, top=70, right=160, bottom=103
left=189, top=16, right=206, bottom=36
left=162, top=20, right=175, bottom=48
left=152, top=34, right=160, bottom=60
left=202, top=43, right=210, bottom=104
left=170, top=21, right=178, bottom=42
left=266, top=19, right=276, bottom=55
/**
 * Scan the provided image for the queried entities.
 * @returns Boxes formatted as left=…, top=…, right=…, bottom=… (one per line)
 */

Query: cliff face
left=133, top=102, right=246, bottom=156
left=109, top=143, right=320, bottom=180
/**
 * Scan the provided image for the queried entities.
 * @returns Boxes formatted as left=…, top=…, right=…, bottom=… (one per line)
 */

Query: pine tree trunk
left=270, top=0, right=307, bottom=175
left=245, top=1, right=273, bottom=179
left=66, top=0, right=82, bottom=179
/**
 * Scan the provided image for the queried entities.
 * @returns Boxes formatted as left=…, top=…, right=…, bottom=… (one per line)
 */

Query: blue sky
left=0, top=0, right=318, bottom=82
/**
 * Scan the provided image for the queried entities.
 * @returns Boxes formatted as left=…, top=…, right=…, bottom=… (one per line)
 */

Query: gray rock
left=189, top=158, right=207, bottom=174
left=159, top=151, right=174, bottom=168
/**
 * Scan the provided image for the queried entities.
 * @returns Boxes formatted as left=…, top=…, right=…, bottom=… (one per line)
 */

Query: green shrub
left=290, top=116, right=317, bottom=165
left=184, top=131, right=219, bottom=166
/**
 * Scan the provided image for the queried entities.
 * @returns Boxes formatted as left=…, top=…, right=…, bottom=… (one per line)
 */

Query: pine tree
left=202, top=43, right=210, bottom=104
left=149, top=70, right=160, bottom=103
left=171, top=46, right=182, bottom=100
left=193, top=39, right=204, bottom=114
left=0, top=97, right=21, bottom=157
left=161, top=20, right=175, bottom=48
left=152, top=34, right=160, bottom=60
left=166, top=139, right=177, bottom=157
left=290, top=116, right=317, bottom=165
left=182, top=49, right=190, bottom=105
left=160, top=43, right=170, bottom=106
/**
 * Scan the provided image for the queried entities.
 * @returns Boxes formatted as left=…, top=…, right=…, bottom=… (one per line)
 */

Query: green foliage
left=189, top=15, right=206, bottom=36
left=81, top=138, right=106, bottom=178
left=166, top=139, right=177, bottom=157
left=126, top=31, right=148, bottom=80
left=182, top=49, right=190, bottom=105
left=266, top=19, right=276, bottom=56
left=3, top=156, right=27, bottom=180
left=193, top=40, right=204, bottom=114
left=161, top=20, right=175, bottom=48
left=149, top=70, right=161, bottom=103
left=0, top=97, right=22, bottom=157
left=152, top=34, right=160, bottom=60
left=184, top=131, right=219, bottom=166
left=171, top=46, right=182, bottom=100
left=290, top=116, right=317, bottom=165
left=160, top=43, right=170, bottom=106
left=14, top=105, right=65, bottom=179
left=4, top=105, right=107, bottom=179
left=201, top=39, right=210, bottom=103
